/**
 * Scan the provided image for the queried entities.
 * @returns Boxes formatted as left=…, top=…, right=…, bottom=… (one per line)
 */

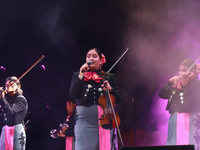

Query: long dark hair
left=66, top=97, right=75, bottom=104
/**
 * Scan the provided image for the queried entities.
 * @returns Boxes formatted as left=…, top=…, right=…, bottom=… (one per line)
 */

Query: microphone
left=87, top=60, right=92, bottom=66
left=82, top=60, right=92, bottom=73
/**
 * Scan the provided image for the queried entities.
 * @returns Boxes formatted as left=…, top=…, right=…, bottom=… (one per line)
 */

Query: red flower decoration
left=101, top=54, right=106, bottom=66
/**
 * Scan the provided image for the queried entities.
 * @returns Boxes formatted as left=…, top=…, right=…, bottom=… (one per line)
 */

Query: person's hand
left=79, top=63, right=90, bottom=79
left=169, top=76, right=180, bottom=85
left=180, top=71, right=195, bottom=87
left=0, top=87, right=4, bottom=99
left=61, top=126, right=68, bottom=133
left=101, top=80, right=112, bottom=92
left=57, top=131, right=66, bottom=137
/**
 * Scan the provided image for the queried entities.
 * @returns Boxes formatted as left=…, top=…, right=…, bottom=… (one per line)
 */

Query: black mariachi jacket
left=0, top=93, right=28, bottom=126
left=158, top=78, right=200, bottom=114
left=69, top=70, right=122, bottom=106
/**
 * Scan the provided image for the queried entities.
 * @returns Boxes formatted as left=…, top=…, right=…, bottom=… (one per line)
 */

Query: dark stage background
left=1, top=0, right=200, bottom=149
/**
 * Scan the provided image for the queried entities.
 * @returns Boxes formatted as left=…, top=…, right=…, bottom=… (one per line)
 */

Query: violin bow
left=186, top=56, right=200, bottom=74
left=106, top=47, right=129, bottom=147
left=107, top=47, right=129, bottom=73
left=7, top=55, right=45, bottom=89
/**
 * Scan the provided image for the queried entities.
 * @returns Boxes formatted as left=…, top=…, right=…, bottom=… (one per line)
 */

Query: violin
left=0, top=80, right=21, bottom=98
left=98, top=47, right=129, bottom=147
left=98, top=71, right=121, bottom=130
left=3, top=89, right=18, bottom=97
left=98, top=91, right=121, bottom=129
left=0, top=88, right=16, bottom=98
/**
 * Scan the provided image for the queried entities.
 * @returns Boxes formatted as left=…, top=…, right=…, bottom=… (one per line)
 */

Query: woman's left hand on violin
left=101, top=80, right=113, bottom=92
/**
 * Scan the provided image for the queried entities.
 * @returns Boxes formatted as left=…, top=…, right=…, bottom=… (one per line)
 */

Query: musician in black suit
left=0, top=76, right=28, bottom=150
left=158, top=59, right=200, bottom=148
left=69, top=48, right=122, bottom=150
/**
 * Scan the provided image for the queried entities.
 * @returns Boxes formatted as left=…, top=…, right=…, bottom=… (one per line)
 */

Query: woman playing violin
left=158, top=59, right=200, bottom=148
left=0, top=76, right=28, bottom=150
left=69, top=48, right=122, bottom=150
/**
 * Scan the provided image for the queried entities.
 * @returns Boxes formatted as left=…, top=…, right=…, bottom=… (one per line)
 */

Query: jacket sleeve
left=108, top=74, right=122, bottom=104
left=158, top=81, right=173, bottom=99
left=0, top=95, right=27, bottom=115
left=69, top=72, right=85, bottom=99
